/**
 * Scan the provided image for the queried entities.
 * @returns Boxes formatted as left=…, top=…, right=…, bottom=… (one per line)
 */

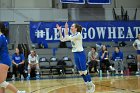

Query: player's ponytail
left=74, top=24, right=82, bottom=33
left=0, top=22, right=8, bottom=37
left=137, top=34, right=140, bottom=39
left=0, top=22, right=5, bottom=33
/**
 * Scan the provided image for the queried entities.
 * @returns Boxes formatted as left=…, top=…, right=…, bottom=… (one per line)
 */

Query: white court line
left=32, top=76, right=138, bottom=93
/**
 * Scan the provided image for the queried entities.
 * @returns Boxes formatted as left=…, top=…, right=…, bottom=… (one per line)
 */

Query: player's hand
left=16, top=64, right=18, bottom=67
left=65, top=22, right=69, bottom=31
left=65, top=22, right=68, bottom=28
left=56, top=24, right=61, bottom=31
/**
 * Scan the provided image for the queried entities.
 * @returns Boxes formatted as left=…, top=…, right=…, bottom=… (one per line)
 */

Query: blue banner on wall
left=87, top=0, right=111, bottom=4
left=60, top=0, right=85, bottom=4
left=30, top=21, right=140, bottom=44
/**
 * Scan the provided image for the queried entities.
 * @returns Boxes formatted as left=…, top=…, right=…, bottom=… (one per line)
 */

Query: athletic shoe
left=11, top=75, right=15, bottom=80
left=21, top=75, right=24, bottom=80
left=85, top=82, right=90, bottom=93
left=120, top=71, right=123, bottom=75
left=17, top=90, right=26, bottom=93
left=89, top=83, right=95, bottom=93
left=109, top=66, right=115, bottom=71
left=107, top=70, right=110, bottom=75
left=136, top=71, right=140, bottom=75
left=97, top=69, right=99, bottom=73
left=115, top=71, right=119, bottom=75
left=36, top=75, right=40, bottom=79
left=26, top=75, right=30, bottom=80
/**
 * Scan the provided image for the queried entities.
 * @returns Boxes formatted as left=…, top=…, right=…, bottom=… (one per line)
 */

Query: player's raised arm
left=56, top=23, right=70, bottom=42
left=64, top=22, right=69, bottom=36
left=56, top=24, right=63, bottom=40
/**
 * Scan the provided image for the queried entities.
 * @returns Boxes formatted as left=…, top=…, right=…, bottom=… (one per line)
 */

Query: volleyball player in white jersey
left=27, top=50, right=40, bottom=80
left=133, top=34, right=140, bottom=74
left=56, top=22, right=95, bottom=93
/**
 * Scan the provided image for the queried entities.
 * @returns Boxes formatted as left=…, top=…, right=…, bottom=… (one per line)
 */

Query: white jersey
left=88, top=51, right=98, bottom=63
left=61, top=32, right=84, bottom=52
left=28, top=54, right=39, bottom=64
left=133, top=39, right=140, bottom=50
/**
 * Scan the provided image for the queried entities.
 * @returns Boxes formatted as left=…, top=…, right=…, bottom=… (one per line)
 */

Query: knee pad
left=0, top=81, right=9, bottom=88
left=82, top=70, right=88, bottom=75
left=79, top=70, right=88, bottom=75
left=79, top=71, right=83, bottom=75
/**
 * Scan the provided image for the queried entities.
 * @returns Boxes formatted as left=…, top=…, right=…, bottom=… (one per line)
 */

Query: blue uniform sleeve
left=0, top=37, right=3, bottom=48
left=21, top=54, right=25, bottom=61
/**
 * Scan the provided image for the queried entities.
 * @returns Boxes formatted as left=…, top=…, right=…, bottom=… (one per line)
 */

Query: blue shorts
left=137, top=50, right=140, bottom=55
left=0, top=56, right=11, bottom=67
left=74, top=51, right=87, bottom=71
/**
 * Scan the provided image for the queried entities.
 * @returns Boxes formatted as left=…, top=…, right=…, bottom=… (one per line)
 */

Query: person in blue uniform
left=56, top=22, right=95, bottom=93
left=12, top=47, right=25, bottom=79
left=99, top=45, right=115, bottom=74
left=0, top=22, right=25, bottom=93
left=112, top=46, right=124, bottom=74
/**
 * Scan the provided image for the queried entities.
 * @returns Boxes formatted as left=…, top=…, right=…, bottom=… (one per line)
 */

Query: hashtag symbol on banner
left=35, top=30, right=46, bottom=38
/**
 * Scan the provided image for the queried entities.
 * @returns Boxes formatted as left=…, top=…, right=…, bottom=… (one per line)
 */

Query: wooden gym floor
left=5, top=76, right=140, bottom=93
